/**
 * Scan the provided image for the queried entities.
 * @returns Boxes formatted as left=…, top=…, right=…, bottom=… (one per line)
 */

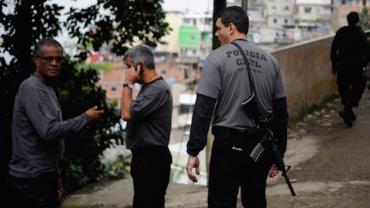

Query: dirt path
left=61, top=92, right=370, bottom=208
left=267, top=92, right=370, bottom=208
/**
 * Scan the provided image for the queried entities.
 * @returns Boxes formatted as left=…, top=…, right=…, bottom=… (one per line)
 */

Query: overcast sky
left=296, top=0, right=331, bottom=4
left=61, top=0, right=332, bottom=14
left=162, top=0, right=213, bottom=13
left=52, top=0, right=214, bottom=44
left=57, top=0, right=213, bottom=13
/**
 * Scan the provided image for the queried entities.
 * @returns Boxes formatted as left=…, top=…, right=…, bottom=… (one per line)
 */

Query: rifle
left=250, top=129, right=296, bottom=197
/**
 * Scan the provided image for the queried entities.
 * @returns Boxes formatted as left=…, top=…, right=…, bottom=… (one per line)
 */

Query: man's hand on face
left=85, top=106, right=104, bottom=120
left=124, top=63, right=142, bottom=83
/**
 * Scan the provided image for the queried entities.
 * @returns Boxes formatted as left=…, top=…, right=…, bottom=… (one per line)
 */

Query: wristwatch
left=122, top=82, right=133, bottom=89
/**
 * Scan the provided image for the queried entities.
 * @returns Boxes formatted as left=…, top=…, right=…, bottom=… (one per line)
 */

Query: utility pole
left=331, top=0, right=335, bottom=13
left=212, top=0, right=226, bottom=50
left=331, top=0, right=339, bottom=31
left=242, top=0, right=248, bottom=13
left=207, top=0, right=227, bottom=182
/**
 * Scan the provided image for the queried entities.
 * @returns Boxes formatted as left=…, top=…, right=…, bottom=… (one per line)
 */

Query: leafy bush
left=56, top=60, right=123, bottom=192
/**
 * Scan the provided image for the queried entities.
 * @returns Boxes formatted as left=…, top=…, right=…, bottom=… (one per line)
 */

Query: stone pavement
left=61, top=178, right=208, bottom=208
left=61, top=92, right=370, bottom=208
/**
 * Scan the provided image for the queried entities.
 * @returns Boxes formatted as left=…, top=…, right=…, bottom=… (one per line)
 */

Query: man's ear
left=139, top=63, right=145, bottom=75
left=229, top=23, right=236, bottom=34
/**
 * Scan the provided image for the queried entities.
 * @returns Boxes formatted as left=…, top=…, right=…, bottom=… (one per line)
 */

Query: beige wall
left=156, top=11, right=183, bottom=54
left=272, top=35, right=336, bottom=116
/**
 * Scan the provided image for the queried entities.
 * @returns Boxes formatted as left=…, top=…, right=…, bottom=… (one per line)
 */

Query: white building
left=179, top=12, right=213, bottom=65
left=332, top=0, right=370, bottom=30
left=265, top=0, right=295, bottom=29
left=155, top=10, right=213, bottom=66
left=295, top=0, right=332, bottom=28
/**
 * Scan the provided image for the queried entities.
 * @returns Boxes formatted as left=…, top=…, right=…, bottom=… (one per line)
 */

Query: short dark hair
left=216, top=6, right=249, bottom=34
left=347, top=11, right=360, bottom=26
left=34, top=38, right=63, bottom=57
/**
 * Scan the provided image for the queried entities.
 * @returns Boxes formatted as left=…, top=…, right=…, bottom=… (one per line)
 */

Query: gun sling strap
left=231, top=40, right=296, bottom=197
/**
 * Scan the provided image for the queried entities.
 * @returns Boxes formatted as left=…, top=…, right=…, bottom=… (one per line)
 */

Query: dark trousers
left=130, top=146, right=172, bottom=208
left=337, top=67, right=366, bottom=108
left=10, top=171, right=59, bottom=208
left=209, top=128, right=273, bottom=208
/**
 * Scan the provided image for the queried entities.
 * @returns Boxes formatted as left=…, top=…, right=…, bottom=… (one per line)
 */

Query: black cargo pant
left=10, top=171, right=59, bottom=208
left=337, top=65, right=366, bottom=108
left=209, top=127, right=273, bottom=208
left=130, top=146, right=172, bottom=208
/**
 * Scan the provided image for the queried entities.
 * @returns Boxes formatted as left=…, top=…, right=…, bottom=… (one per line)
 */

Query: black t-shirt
left=126, top=78, right=173, bottom=150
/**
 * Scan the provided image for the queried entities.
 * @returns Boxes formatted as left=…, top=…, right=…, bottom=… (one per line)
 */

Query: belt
left=212, top=126, right=261, bottom=152
left=131, top=145, right=169, bottom=154
left=212, top=126, right=257, bottom=137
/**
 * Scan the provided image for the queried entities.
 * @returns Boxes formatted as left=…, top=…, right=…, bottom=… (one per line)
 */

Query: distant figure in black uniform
left=330, top=11, right=369, bottom=127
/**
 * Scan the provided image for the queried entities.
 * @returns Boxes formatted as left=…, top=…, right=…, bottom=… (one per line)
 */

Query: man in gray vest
left=186, top=6, right=289, bottom=208
left=9, top=38, right=104, bottom=208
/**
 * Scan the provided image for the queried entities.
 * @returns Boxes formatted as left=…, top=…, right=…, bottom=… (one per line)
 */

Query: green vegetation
left=360, top=7, right=370, bottom=30
left=105, top=154, right=129, bottom=179
left=79, top=62, right=113, bottom=73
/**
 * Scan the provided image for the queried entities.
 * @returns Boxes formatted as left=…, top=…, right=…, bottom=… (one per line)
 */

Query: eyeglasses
left=37, top=56, right=65, bottom=63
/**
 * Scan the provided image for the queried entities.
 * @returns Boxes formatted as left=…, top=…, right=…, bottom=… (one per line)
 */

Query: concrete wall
left=272, top=35, right=336, bottom=116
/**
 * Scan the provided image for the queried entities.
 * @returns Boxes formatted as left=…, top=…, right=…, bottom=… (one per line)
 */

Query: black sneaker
left=339, top=110, right=353, bottom=127
left=347, top=109, right=356, bottom=122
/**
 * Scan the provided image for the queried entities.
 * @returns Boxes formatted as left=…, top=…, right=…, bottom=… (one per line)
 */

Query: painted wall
left=272, top=35, right=336, bottom=116
left=155, top=11, right=183, bottom=54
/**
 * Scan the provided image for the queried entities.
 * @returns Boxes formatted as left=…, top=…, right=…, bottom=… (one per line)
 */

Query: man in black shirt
left=331, top=11, right=369, bottom=127
left=121, top=44, right=173, bottom=208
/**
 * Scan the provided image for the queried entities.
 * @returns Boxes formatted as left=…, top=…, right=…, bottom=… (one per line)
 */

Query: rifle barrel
left=283, top=173, right=296, bottom=196
left=272, top=143, right=296, bottom=197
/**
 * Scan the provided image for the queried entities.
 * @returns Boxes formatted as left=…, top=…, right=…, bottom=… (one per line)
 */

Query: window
left=205, top=18, right=212, bottom=25
left=179, top=104, right=193, bottom=114
left=185, top=49, right=197, bottom=56
left=304, top=6, right=312, bottom=13
left=284, top=19, right=288, bottom=24
left=273, top=18, right=277, bottom=24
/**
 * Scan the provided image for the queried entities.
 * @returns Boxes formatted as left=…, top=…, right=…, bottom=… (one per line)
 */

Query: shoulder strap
left=231, top=41, right=255, bottom=94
